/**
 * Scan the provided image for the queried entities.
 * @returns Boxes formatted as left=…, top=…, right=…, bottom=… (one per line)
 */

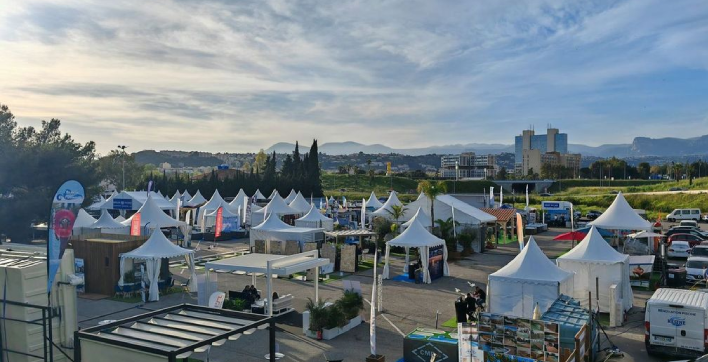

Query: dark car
left=668, top=233, right=706, bottom=248
left=665, top=228, right=708, bottom=239
left=691, top=245, right=708, bottom=257
left=586, top=210, right=603, bottom=220
left=539, top=192, right=552, bottom=197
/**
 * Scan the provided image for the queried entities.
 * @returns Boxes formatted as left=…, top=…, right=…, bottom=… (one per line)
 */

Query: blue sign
left=543, top=202, right=560, bottom=209
left=113, top=198, right=133, bottom=210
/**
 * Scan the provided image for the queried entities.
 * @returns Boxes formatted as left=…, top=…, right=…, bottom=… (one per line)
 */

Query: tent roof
left=372, top=191, right=403, bottom=216
left=289, top=192, right=312, bottom=214
left=416, top=192, right=426, bottom=201
left=205, top=206, right=239, bottom=218
left=73, top=209, right=97, bottom=229
left=228, top=189, right=248, bottom=209
left=200, top=189, right=230, bottom=211
left=205, top=251, right=329, bottom=276
left=252, top=213, right=320, bottom=233
left=589, top=192, right=651, bottom=231
left=480, top=208, right=516, bottom=222
left=122, top=230, right=193, bottom=260
left=254, top=194, right=299, bottom=216
left=297, top=205, right=333, bottom=222
left=437, top=195, right=497, bottom=223
left=181, top=190, right=192, bottom=200
left=557, top=226, right=628, bottom=264
left=268, top=189, right=280, bottom=199
left=168, top=191, right=181, bottom=205
left=102, top=191, right=175, bottom=210
left=91, top=209, right=127, bottom=229
left=489, top=236, right=573, bottom=284
left=122, top=195, right=187, bottom=228
left=402, top=207, right=432, bottom=228
left=86, top=196, right=107, bottom=211
left=253, top=189, right=266, bottom=200
left=366, top=191, right=384, bottom=209
left=185, top=190, right=207, bottom=206
left=284, top=189, right=297, bottom=203
left=388, top=219, right=444, bottom=248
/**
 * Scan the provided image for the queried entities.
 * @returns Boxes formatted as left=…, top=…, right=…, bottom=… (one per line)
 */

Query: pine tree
left=309, top=139, right=323, bottom=196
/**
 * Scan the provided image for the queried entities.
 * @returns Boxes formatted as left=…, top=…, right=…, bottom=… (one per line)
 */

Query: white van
left=645, top=288, right=708, bottom=358
left=667, top=209, right=702, bottom=222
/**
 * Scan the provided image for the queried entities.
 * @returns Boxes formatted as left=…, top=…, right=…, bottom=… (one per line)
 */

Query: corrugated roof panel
left=651, top=288, right=708, bottom=309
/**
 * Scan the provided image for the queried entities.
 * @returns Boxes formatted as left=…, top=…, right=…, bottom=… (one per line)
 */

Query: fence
left=0, top=299, right=60, bottom=362
left=563, top=323, right=591, bottom=362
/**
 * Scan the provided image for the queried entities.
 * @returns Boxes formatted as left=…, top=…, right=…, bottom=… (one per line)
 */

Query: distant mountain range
left=267, top=135, right=708, bottom=158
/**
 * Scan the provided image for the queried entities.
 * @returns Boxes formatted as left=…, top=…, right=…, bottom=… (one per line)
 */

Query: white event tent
left=366, top=191, right=384, bottom=209
left=228, top=189, right=249, bottom=215
left=121, top=195, right=188, bottom=230
left=203, top=206, right=240, bottom=232
left=89, top=209, right=129, bottom=234
left=371, top=191, right=403, bottom=219
left=488, top=236, right=574, bottom=318
left=557, top=226, right=633, bottom=312
left=268, top=189, right=280, bottom=200
left=86, top=196, right=107, bottom=211
left=250, top=213, right=322, bottom=250
left=403, top=194, right=496, bottom=226
left=251, top=194, right=301, bottom=225
left=402, top=207, right=432, bottom=229
left=119, top=230, right=196, bottom=301
left=73, top=209, right=97, bottom=231
left=101, top=191, right=175, bottom=211
left=284, top=189, right=297, bottom=203
left=295, top=205, right=335, bottom=231
left=185, top=190, right=207, bottom=207
left=181, top=190, right=192, bottom=203
left=169, top=191, right=181, bottom=206
left=253, top=189, right=266, bottom=200
left=196, top=190, right=232, bottom=228
left=589, top=192, right=651, bottom=231
left=289, top=192, right=312, bottom=214
left=383, top=219, right=449, bottom=284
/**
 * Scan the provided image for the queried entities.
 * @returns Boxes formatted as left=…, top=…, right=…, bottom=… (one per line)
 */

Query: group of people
left=455, top=286, right=487, bottom=322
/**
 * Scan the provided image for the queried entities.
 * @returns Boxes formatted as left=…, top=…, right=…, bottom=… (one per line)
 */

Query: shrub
left=306, top=298, right=328, bottom=332
left=324, top=304, right=347, bottom=330
left=223, top=298, right=247, bottom=311
left=336, top=290, right=364, bottom=320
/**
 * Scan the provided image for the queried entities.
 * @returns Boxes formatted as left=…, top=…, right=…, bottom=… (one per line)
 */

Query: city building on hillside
left=514, top=127, right=581, bottom=177
left=439, top=152, right=497, bottom=179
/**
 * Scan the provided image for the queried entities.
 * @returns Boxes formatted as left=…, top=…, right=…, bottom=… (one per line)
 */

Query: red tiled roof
left=480, top=208, right=516, bottom=222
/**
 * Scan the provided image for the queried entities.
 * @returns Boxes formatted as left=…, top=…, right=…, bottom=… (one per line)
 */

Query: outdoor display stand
left=403, top=328, right=459, bottom=362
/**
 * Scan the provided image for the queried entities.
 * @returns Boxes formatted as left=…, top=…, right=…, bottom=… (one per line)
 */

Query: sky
left=1, top=0, right=708, bottom=155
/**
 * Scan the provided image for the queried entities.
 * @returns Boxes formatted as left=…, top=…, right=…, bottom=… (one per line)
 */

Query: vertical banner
left=525, top=184, right=529, bottom=210
left=215, top=207, right=224, bottom=238
left=48, top=180, right=84, bottom=293
left=361, top=198, right=367, bottom=230
left=130, top=212, right=142, bottom=236
left=147, top=180, right=154, bottom=194
left=500, top=187, right=503, bottom=207
left=489, top=187, right=495, bottom=208
left=516, top=213, right=525, bottom=251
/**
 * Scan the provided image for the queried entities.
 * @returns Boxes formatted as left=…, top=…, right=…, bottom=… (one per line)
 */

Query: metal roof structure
left=77, top=304, right=286, bottom=362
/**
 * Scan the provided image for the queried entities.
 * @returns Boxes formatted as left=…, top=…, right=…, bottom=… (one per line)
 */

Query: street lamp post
left=117, top=145, right=128, bottom=191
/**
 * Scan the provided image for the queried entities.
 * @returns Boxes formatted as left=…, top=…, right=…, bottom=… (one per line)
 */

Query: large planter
left=303, top=315, right=362, bottom=340
left=366, top=354, right=385, bottom=362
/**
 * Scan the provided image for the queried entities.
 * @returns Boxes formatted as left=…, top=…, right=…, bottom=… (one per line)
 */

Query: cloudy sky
left=2, top=0, right=707, bottom=154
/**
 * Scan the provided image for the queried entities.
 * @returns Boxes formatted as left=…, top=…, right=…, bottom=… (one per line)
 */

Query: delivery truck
left=645, top=288, right=708, bottom=358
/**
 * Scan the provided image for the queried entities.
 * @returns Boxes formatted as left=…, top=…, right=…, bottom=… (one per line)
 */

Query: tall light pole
left=454, top=161, right=459, bottom=194
left=117, top=145, right=128, bottom=191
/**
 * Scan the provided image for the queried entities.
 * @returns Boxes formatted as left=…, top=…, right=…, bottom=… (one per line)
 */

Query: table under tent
left=487, top=236, right=574, bottom=318
left=118, top=229, right=196, bottom=301
left=250, top=213, right=323, bottom=253
left=383, top=219, right=449, bottom=284
left=556, top=225, right=633, bottom=313
left=296, top=205, right=335, bottom=231
left=204, top=251, right=330, bottom=316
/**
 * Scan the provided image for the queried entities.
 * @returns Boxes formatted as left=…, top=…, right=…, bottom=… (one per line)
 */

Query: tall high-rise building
left=514, top=127, right=578, bottom=177
left=440, top=152, right=497, bottom=179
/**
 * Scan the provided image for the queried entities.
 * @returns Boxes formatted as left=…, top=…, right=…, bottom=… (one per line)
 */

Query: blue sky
left=1, top=0, right=707, bottom=154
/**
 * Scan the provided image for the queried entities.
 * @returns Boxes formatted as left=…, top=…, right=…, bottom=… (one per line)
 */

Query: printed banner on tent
left=130, top=213, right=142, bottom=236
left=215, top=207, right=224, bottom=238
left=48, top=180, right=84, bottom=293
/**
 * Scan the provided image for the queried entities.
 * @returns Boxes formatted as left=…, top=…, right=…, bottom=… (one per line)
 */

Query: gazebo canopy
left=383, top=219, right=448, bottom=284
left=181, top=190, right=192, bottom=202
left=589, top=192, right=651, bottom=231
left=284, top=189, right=297, bottom=203
left=197, top=190, right=232, bottom=219
left=73, top=209, right=97, bottom=230
left=254, top=194, right=299, bottom=216
left=253, top=189, right=266, bottom=200
left=490, top=236, right=572, bottom=283
left=558, top=226, right=627, bottom=264
left=102, top=191, right=175, bottom=211
left=86, top=196, right=107, bottom=211
left=402, top=194, right=496, bottom=225
left=366, top=191, right=384, bottom=209
left=268, top=189, right=280, bottom=200
left=91, top=209, right=128, bottom=230
left=371, top=191, right=403, bottom=217
left=122, top=195, right=187, bottom=229
left=205, top=206, right=239, bottom=218
left=169, top=191, right=181, bottom=205
left=228, top=189, right=248, bottom=212
left=185, top=190, right=207, bottom=207
left=289, top=192, right=312, bottom=214
left=295, top=205, right=334, bottom=231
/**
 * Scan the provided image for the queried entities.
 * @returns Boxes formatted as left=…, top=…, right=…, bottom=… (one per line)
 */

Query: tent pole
left=267, top=261, right=273, bottom=317
left=315, top=266, right=319, bottom=303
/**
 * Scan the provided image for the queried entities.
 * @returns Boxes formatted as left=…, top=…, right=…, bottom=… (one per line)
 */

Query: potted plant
left=322, top=304, right=347, bottom=340
left=306, top=298, right=327, bottom=340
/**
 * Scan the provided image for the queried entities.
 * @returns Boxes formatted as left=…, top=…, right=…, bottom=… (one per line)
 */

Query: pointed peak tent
left=488, top=236, right=574, bottom=318
left=169, top=191, right=181, bottom=206
left=121, top=194, right=187, bottom=229
left=383, top=219, right=449, bottom=284
left=73, top=209, right=98, bottom=230
left=371, top=191, right=403, bottom=217
left=366, top=191, right=384, bottom=209
left=296, top=205, right=334, bottom=231
left=402, top=207, right=432, bottom=228
left=268, top=189, right=280, bottom=200
left=589, top=192, right=651, bottom=231
left=86, top=195, right=107, bottom=211
left=181, top=190, right=192, bottom=202
left=186, top=190, right=207, bottom=207
left=228, top=189, right=248, bottom=210
left=289, top=192, right=312, bottom=214
left=416, top=192, right=426, bottom=201
left=558, top=226, right=627, bottom=264
left=253, top=189, right=266, bottom=200
left=284, top=189, right=298, bottom=203
left=91, top=209, right=129, bottom=230
left=254, top=193, right=299, bottom=216
left=252, top=212, right=294, bottom=230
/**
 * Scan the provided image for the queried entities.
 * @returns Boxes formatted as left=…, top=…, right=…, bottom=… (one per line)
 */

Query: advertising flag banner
left=147, top=180, right=153, bottom=194
left=215, top=207, right=224, bottom=238
left=525, top=184, right=530, bottom=210
left=48, top=180, right=84, bottom=293
left=130, top=212, right=142, bottom=236
left=516, top=213, right=525, bottom=251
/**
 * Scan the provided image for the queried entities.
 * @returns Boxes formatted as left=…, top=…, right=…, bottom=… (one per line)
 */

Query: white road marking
left=365, top=298, right=405, bottom=337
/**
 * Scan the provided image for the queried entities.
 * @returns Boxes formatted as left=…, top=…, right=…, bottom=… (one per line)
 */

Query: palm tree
left=417, top=180, right=447, bottom=229
left=386, top=204, right=407, bottom=235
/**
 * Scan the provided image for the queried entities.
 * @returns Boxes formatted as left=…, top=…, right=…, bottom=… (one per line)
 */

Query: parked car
left=691, top=245, right=708, bottom=258
left=685, top=257, right=708, bottom=283
left=539, top=192, right=552, bottom=197
left=668, top=240, right=692, bottom=258
left=681, top=220, right=700, bottom=229
left=702, top=214, right=708, bottom=223
left=667, top=228, right=708, bottom=240
left=646, top=289, right=708, bottom=358
left=609, top=190, right=619, bottom=194
left=669, top=234, right=706, bottom=248
left=586, top=210, right=603, bottom=220
left=669, top=354, right=708, bottom=362
left=667, top=208, right=702, bottom=222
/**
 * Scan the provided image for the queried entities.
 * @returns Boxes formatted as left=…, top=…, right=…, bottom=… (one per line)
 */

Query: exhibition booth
left=383, top=219, right=449, bottom=284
